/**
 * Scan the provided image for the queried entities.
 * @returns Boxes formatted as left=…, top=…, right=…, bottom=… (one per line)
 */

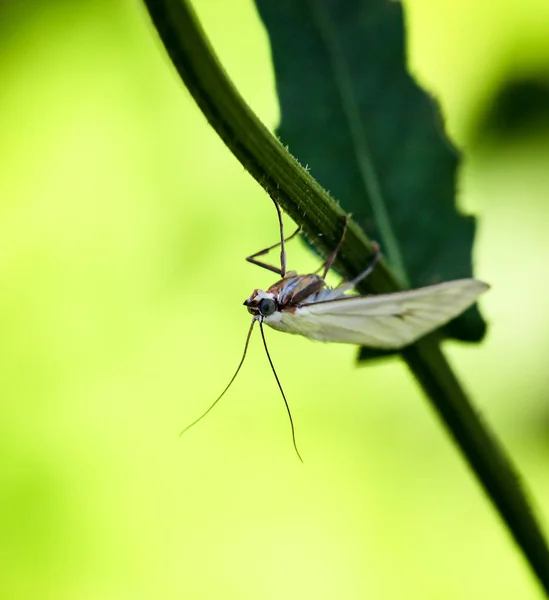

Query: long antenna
left=180, top=318, right=256, bottom=436
left=259, top=320, right=303, bottom=462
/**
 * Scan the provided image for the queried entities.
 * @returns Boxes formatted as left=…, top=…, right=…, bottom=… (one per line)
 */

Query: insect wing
left=268, top=279, right=489, bottom=349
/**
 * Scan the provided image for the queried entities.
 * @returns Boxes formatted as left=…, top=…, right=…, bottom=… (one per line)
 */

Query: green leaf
left=255, top=0, right=487, bottom=356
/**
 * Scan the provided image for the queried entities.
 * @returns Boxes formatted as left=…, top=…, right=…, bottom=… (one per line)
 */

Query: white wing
left=264, top=279, right=489, bottom=349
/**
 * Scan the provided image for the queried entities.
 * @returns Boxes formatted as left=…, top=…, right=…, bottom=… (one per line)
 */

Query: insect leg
left=329, top=241, right=381, bottom=297
left=319, top=242, right=381, bottom=300
left=321, top=215, right=349, bottom=278
left=245, top=226, right=301, bottom=276
left=246, top=193, right=301, bottom=277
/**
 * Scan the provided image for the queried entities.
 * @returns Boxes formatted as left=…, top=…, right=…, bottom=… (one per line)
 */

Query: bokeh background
left=2, top=0, right=549, bottom=598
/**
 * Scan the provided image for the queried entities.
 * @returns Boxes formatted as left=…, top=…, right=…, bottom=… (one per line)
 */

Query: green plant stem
left=142, top=0, right=549, bottom=593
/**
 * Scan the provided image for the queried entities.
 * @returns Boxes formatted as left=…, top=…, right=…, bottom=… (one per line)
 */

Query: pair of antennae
left=180, top=315, right=303, bottom=462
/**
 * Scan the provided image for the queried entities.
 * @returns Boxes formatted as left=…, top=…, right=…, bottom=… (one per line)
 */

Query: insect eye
left=258, top=298, right=277, bottom=316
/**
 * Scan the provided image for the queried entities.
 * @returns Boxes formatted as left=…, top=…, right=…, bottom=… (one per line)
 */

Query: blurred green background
left=1, top=0, right=549, bottom=598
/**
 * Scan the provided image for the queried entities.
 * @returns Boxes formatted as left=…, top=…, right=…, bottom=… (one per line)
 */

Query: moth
left=183, top=196, right=489, bottom=460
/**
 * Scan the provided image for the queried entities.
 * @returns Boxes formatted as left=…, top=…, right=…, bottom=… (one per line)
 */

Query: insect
left=183, top=196, right=489, bottom=460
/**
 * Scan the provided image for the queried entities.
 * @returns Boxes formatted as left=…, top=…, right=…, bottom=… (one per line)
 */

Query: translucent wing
left=264, top=279, right=489, bottom=349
